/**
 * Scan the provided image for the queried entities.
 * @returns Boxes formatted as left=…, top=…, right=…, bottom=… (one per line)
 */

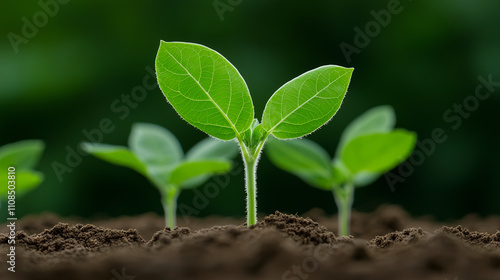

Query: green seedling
left=0, top=140, right=45, bottom=201
left=155, top=41, right=353, bottom=226
left=82, top=123, right=238, bottom=228
left=266, top=106, right=417, bottom=235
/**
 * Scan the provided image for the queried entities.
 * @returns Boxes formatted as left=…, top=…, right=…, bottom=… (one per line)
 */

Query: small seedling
left=82, top=123, right=238, bottom=228
left=0, top=140, right=45, bottom=202
left=155, top=41, right=353, bottom=226
left=266, top=106, right=417, bottom=235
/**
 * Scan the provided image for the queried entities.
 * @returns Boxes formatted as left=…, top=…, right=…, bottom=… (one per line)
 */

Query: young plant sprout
left=155, top=41, right=353, bottom=226
left=82, top=123, right=238, bottom=228
left=0, top=140, right=45, bottom=202
left=266, top=106, right=417, bottom=235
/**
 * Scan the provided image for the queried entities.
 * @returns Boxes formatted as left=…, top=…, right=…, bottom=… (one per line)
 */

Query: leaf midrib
left=267, top=70, right=349, bottom=133
left=165, top=48, right=239, bottom=134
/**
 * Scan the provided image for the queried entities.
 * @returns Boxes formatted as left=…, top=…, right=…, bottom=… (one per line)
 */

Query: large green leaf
left=81, top=143, right=147, bottom=175
left=0, top=170, right=43, bottom=199
left=129, top=123, right=183, bottom=189
left=342, top=130, right=417, bottom=174
left=186, top=137, right=239, bottom=160
left=261, top=66, right=353, bottom=139
left=336, top=105, right=395, bottom=156
left=170, top=160, right=231, bottom=186
left=266, top=137, right=333, bottom=190
left=156, top=41, right=254, bottom=140
left=0, top=140, right=44, bottom=169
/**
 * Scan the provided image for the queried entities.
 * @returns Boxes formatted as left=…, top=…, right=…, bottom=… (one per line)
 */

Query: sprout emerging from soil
left=82, top=123, right=238, bottom=228
left=155, top=41, right=353, bottom=226
left=266, top=106, right=417, bottom=235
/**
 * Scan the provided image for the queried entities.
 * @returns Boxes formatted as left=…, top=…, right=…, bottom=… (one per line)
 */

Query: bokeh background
left=1, top=0, right=499, bottom=222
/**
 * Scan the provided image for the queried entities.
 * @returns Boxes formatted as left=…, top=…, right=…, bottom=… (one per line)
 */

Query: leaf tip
left=80, top=142, right=92, bottom=153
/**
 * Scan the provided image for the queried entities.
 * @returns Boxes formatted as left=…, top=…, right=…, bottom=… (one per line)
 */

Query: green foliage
left=266, top=105, right=417, bottom=235
left=82, top=123, right=238, bottom=228
left=82, top=144, right=147, bottom=175
left=170, top=160, right=231, bottom=186
left=128, top=123, right=183, bottom=189
left=186, top=137, right=238, bottom=160
left=341, top=130, right=416, bottom=174
left=156, top=41, right=353, bottom=226
left=262, top=66, right=353, bottom=139
left=336, top=105, right=395, bottom=154
left=156, top=41, right=254, bottom=140
left=0, top=140, right=45, bottom=199
left=266, top=137, right=333, bottom=190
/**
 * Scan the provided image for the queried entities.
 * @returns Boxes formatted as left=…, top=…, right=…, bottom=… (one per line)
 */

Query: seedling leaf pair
left=336, top=106, right=415, bottom=186
left=0, top=140, right=45, bottom=199
left=266, top=106, right=416, bottom=235
left=156, top=41, right=353, bottom=225
left=83, top=123, right=238, bottom=228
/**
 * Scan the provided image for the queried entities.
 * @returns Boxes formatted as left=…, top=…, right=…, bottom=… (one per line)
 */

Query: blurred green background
left=1, top=0, right=499, bottom=222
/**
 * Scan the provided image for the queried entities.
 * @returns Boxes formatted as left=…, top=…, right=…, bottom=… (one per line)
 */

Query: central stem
left=163, top=188, right=179, bottom=229
left=237, top=131, right=268, bottom=227
left=245, top=158, right=257, bottom=226
left=333, top=182, right=354, bottom=236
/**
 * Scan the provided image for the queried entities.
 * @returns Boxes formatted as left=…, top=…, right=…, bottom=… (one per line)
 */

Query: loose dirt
left=1, top=205, right=499, bottom=279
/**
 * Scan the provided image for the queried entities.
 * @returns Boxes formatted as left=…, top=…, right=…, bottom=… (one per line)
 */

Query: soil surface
left=1, top=205, right=500, bottom=279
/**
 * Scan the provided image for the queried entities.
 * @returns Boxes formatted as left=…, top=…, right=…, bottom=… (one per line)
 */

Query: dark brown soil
left=1, top=205, right=500, bottom=279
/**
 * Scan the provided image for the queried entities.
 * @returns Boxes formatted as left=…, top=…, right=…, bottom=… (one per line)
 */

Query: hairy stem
left=236, top=134, right=267, bottom=227
left=162, top=188, right=179, bottom=229
left=333, top=182, right=354, bottom=236
left=245, top=158, right=257, bottom=226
